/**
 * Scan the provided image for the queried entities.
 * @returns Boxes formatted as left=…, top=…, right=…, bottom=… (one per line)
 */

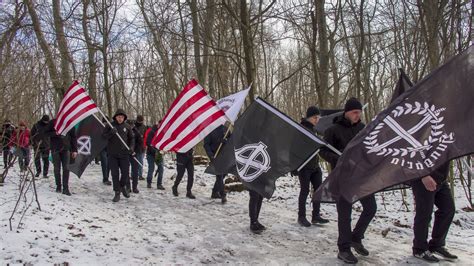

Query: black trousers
left=412, top=180, right=455, bottom=253
left=337, top=194, right=377, bottom=252
left=129, top=155, right=139, bottom=189
left=174, top=155, right=194, bottom=192
left=212, top=174, right=226, bottom=197
left=298, top=168, right=322, bottom=218
left=249, top=190, right=264, bottom=223
left=52, top=150, right=70, bottom=190
left=34, top=149, right=50, bottom=176
left=108, top=154, right=130, bottom=192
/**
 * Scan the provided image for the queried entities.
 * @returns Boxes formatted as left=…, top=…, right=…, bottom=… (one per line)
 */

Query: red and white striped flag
left=151, top=79, right=228, bottom=152
left=54, top=80, right=99, bottom=136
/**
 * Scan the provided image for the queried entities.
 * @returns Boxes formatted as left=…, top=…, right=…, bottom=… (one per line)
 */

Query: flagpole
left=297, top=150, right=320, bottom=172
left=213, top=123, right=233, bottom=159
left=97, top=109, right=143, bottom=167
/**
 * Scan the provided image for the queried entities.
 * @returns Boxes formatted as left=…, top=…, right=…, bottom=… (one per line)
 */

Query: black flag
left=68, top=115, right=107, bottom=177
left=207, top=97, right=327, bottom=198
left=390, top=68, right=414, bottom=104
left=314, top=45, right=474, bottom=203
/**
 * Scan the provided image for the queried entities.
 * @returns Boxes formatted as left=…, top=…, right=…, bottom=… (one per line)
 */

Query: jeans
left=18, top=147, right=31, bottom=171
left=136, top=152, right=144, bottom=177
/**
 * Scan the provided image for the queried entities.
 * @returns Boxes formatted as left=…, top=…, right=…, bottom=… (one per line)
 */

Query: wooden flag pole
left=97, top=109, right=143, bottom=167
left=213, top=123, right=233, bottom=159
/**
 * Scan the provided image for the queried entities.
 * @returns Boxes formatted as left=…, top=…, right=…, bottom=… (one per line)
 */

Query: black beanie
left=136, top=115, right=144, bottom=123
left=41, top=115, right=50, bottom=122
left=344, top=97, right=362, bottom=112
left=306, top=106, right=320, bottom=118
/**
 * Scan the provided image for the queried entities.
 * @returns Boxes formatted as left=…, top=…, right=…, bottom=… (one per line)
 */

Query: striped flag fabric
left=54, top=80, right=99, bottom=136
left=151, top=79, right=228, bottom=153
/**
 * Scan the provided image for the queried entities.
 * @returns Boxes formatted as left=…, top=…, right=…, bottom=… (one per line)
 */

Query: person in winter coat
left=319, top=97, right=376, bottom=264
left=30, top=115, right=51, bottom=178
left=145, top=121, right=165, bottom=190
left=1, top=119, right=15, bottom=168
left=11, top=121, right=31, bottom=172
left=129, top=116, right=145, bottom=193
left=103, top=109, right=135, bottom=202
left=172, top=148, right=195, bottom=199
left=45, top=119, right=78, bottom=196
left=411, top=162, right=457, bottom=262
left=133, top=115, right=147, bottom=180
left=204, top=125, right=228, bottom=203
left=296, top=106, right=329, bottom=227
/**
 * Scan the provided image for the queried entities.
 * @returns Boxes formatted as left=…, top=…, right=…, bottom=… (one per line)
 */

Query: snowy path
left=1, top=161, right=473, bottom=265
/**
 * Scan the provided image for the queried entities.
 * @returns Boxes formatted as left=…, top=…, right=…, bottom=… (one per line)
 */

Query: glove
left=110, top=127, right=118, bottom=135
left=290, top=170, right=298, bottom=177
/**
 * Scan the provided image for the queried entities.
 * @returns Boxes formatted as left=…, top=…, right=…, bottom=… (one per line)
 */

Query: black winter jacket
left=30, top=120, right=51, bottom=150
left=45, top=120, right=78, bottom=152
left=132, top=122, right=146, bottom=154
left=299, top=119, right=321, bottom=171
left=146, top=125, right=158, bottom=156
left=203, top=125, right=227, bottom=159
left=103, top=121, right=135, bottom=156
left=319, top=114, right=365, bottom=169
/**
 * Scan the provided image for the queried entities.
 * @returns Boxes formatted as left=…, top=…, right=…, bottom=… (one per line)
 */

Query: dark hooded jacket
left=319, top=114, right=365, bottom=169
left=103, top=109, right=135, bottom=156
left=299, top=119, right=321, bottom=171
left=31, top=119, right=51, bottom=150
left=45, top=119, right=78, bottom=152
left=203, top=125, right=227, bottom=159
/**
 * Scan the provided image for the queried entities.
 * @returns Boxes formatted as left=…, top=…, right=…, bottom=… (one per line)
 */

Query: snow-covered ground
left=1, top=158, right=473, bottom=265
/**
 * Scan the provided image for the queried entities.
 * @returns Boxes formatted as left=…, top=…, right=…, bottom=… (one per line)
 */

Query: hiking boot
left=121, top=186, right=130, bottom=198
left=186, top=192, right=196, bottom=199
left=250, top=222, right=264, bottom=234
left=312, top=215, right=329, bottom=224
left=147, top=183, right=152, bottom=188
left=112, top=191, right=120, bottom=202
left=103, top=180, right=112, bottom=186
left=337, top=250, right=358, bottom=264
left=413, top=250, right=439, bottom=262
left=62, top=189, right=72, bottom=196
left=157, top=184, right=165, bottom=190
left=429, top=247, right=457, bottom=260
left=132, top=187, right=139, bottom=193
left=351, top=241, right=369, bottom=256
left=298, top=217, right=311, bottom=227
left=211, top=192, right=221, bottom=199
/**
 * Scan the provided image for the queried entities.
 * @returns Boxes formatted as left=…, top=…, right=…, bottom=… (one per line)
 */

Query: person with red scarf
left=11, top=121, right=31, bottom=172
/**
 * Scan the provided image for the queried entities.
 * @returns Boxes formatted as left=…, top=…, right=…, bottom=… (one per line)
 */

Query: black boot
left=351, top=241, right=369, bottom=256
left=250, top=222, right=264, bottom=234
left=186, top=191, right=196, bottom=199
left=147, top=183, right=152, bottom=188
left=221, top=195, right=227, bottom=204
left=62, top=188, right=72, bottom=196
left=298, top=216, right=311, bottom=227
left=157, top=184, right=165, bottom=190
left=121, top=186, right=130, bottom=198
left=103, top=180, right=112, bottom=186
left=312, top=215, right=330, bottom=225
left=56, top=186, right=62, bottom=193
left=132, top=185, right=139, bottom=193
left=112, top=191, right=120, bottom=202
left=211, top=192, right=221, bottom=199
left=172, top=185, right=178, bottom=196
left=338, top=250, right=358, bottom=264
left=429, top=247, right=458, bottom=260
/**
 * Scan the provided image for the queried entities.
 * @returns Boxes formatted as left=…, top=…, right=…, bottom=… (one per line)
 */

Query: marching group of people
left=0, top=96, right=459, bottom=263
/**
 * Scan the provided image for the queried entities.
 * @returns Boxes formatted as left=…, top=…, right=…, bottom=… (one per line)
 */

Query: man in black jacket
left=172, top=149, right=195, bottom=199
left=204, top=125, right=227, bottom=203
left=129, top=115, right=145, bottom=193
left=297, top=106, right=329, bottom=227
left=411, top=162, right=457, bottom=262
left=1, top=119, right=14, bottom=168
left=103, top=109, right=135, bottom=202
left=320, top=97, right=376, bottom=264
left=46, top=119, right=78, bottom=195
left=31, top=115, right=51, bottom=178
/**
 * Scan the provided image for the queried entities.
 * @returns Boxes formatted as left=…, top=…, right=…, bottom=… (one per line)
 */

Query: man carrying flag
left=315, top=45, right=473, bottom=263
left=204, top=87, right=250, bottom=203
left=319, top=97, right=376, bottom=264
left=152, top=79, right=228, bottom=199
left=48, top=80, right=99, bottom=195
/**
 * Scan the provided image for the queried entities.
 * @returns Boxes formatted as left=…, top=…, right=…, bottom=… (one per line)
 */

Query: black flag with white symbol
left=314, top=45, right=474, bottom=203
left=68, top=115, right=108, bottom=177
left=207, top=97, right=327, bottom=198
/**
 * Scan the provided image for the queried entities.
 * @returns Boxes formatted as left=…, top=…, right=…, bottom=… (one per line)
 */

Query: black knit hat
left=344, top=97, right=363, bottom=112
left=41, top=115, right=50, bottom=122
left=136, top=115, right=144, bottom=123
left=306, top=106, right=321, bottom=118
left=113, top=108, right=128, bottom=121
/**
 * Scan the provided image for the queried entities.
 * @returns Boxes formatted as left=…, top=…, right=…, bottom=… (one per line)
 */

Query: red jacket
left=12, top=128, right=30, bottom=148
